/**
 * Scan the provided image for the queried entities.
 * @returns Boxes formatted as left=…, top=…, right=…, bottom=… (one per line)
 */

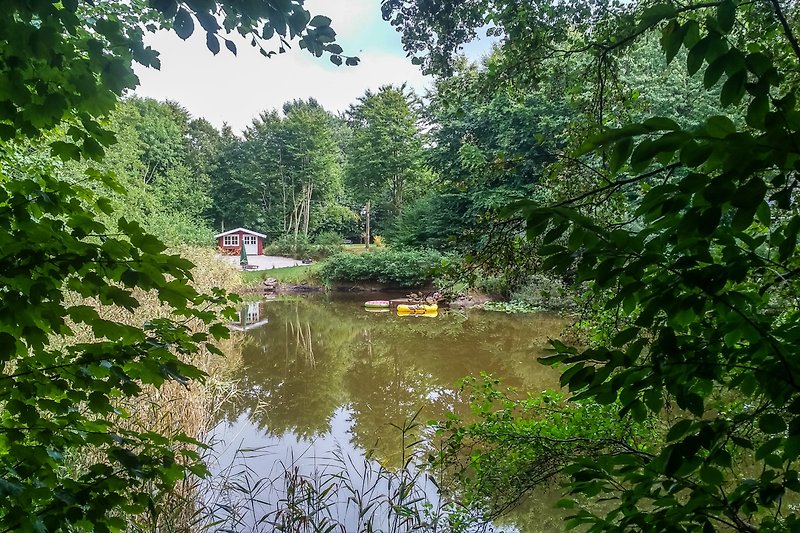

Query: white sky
left=133, top=0, right=434, bottom=132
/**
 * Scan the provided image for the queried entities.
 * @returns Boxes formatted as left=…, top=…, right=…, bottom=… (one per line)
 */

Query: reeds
left=201, top=410, right=494, bottom=533
left=59, top=246, right=245, bottom=532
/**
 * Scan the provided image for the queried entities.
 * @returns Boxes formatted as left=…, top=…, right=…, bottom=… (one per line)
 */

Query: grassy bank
left=241, top=262, right=323, bottom=286
left=65, top=246, right=244, bottom=530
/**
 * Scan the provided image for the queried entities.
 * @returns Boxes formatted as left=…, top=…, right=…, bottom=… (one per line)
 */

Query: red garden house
left=215, top=228, right=266, bottom=256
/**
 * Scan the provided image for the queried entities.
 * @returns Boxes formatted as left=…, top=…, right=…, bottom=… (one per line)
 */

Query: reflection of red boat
left=364, top=300, right=390, bottom=309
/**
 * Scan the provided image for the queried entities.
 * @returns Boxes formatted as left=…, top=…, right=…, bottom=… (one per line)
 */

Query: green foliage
left=319, top=249, right=448, bottom=287
left=210, top=100, right=348, bottom=239
left=345, top=84, right=430, bottom=230
left=0, top=0, right=349, bottom=529
left=434, top=376, right=653, bottom=519
left=475, top=273, right=576, bottom=313
left=390, top=192, right=467, bottom=250
left=480, top=300, right=541, bottom=314
left=387, top=0, right=800, bottom=530
left=0, top=140, right=238, bottom=530
left=265, top=234, right=342, bottom=260
left=314, top=231, right=344, bottom=245
left=509, top=274, right=577, bottom=313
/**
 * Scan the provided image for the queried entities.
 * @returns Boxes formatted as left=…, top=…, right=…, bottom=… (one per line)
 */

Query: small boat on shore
left=364, top=300, right=390, bottom=309
left=396, top=304, right=438, bottom=314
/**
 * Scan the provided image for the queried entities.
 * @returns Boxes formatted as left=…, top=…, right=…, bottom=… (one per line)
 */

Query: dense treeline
left=109, top=32, right=726, bottom=255
left=104, top=88, right=431, bottom=245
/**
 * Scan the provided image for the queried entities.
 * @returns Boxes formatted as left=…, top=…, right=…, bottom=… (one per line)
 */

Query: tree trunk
left=392, top=174, right=404, bottom=215
left=365, top=199, right=371, bottom=249
left=302, top=183, right=312, bottom=236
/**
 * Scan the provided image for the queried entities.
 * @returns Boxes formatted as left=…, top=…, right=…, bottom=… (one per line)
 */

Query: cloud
left=132, top=1, right=430, bottom=132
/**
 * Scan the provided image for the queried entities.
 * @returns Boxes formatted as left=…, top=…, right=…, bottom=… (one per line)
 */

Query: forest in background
left=102, top=33, right=726, bottom=259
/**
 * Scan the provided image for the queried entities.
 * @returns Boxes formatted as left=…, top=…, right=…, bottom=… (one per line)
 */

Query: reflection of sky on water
left=206, top=407, right=445, bottom=531
left=208, top=407, right=361, bottom=480
left=204, top=294, right=565, bottom=531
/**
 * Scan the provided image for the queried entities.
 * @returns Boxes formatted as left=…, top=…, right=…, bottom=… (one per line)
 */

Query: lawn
left=241, top=263, right=323, bottom=285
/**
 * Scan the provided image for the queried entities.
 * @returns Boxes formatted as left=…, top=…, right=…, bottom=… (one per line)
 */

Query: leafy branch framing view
left=3, top=0, right=800, bottom=531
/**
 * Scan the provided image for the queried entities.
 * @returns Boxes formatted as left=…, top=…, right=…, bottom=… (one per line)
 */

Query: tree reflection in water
left=208, top=294, right=566, bottom=529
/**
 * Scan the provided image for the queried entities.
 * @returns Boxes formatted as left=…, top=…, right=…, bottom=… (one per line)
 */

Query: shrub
left=474, top=275, right=512, bottom=298
left=372, top=234, right=385, bottom=247
left=510, top=273, right=576, bottom=312
left=266, top=234, right=342, bottom=261
left=314, top=231, right=344, bottom=246
left=319, top=248, right=448, bottom=287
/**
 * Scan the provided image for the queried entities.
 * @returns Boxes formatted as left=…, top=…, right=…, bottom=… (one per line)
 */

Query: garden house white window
left=223, top=235, right=239, bottom=247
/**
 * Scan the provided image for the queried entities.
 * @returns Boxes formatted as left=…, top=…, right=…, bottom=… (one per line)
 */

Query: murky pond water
left=206, top=293, right=568, bottom=531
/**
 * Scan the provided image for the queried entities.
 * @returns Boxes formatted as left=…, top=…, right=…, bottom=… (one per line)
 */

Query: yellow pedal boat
left=396, top=304, right=438, bottom=315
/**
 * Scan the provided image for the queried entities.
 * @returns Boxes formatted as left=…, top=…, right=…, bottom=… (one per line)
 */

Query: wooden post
left=365, top=200, right=371, bottom=250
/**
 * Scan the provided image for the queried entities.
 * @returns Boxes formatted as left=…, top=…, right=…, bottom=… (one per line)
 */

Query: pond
left=205, top=293, right=569, bottom=531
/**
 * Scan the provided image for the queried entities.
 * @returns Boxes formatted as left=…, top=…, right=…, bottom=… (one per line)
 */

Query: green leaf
left=746, top=52, right=772, bottom=77
left=784, top=436, right=800, bottom=461
left=660, top=20, right=686, bottom=64
left=0, top=332, right=17, bottom=361
left=556, top=498, right=577, bottom=509
left=630, top=132, right=687, bottom=169
left=224, top=39, right=237, bottom=55
left=680, top=142, right=713, bottom=167
left=206, top=32, right=220, bottom=54
left=642, top=116, right=681, bottom=131
left=759, top=413, right=787, bottom=434
left=687, top=37, right=711, bottom=75
left=716, top=0, right=736, bottom=33
left=703, top=54, right=727, bottom=89
left=700, top=465, right=725, bottom=485
left=309, top=15, right=332, bottom=27
left=612, top=327, right=640, bottom=347
left=609, top=137, right=633, bottom=173
left=756, top=437, right=784, bottom=460
left=732, top=205, right=757, bottom=232
left=704, top=115, right=736, bottom=138
left=173, top=8, right=194, bottom=40
left=746, top=94, right=769, bottom=128
left=150, top=0, right=178, bottom=17
left=731, top=178, right=767, bottom=210
left=667, top=419, right=695, bottom=442
left=756, top=201, right=771, bottom=225
left=130, top=233, right=167, bottom=254
left=720, top=71, right=746, bottom=107
left=639, top=4, right=678, bottom=29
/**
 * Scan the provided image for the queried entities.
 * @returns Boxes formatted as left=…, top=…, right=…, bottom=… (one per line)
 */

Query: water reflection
left=210, top=294, right=566, bottom=529
left=229, top=301, right=270, bottom=331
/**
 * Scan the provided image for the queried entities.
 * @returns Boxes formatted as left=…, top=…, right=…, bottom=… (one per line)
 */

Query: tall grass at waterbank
left=59, top=246, right=244, bottom=531
left=203, top=411, right=493, bottom=532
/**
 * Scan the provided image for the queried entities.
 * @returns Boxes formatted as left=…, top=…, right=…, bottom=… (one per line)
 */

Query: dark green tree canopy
left=345, top=84, right=428, bottom=231
left=385, top=0, right=800, bottom=530
left=0, top=1, right=352, bottom=530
